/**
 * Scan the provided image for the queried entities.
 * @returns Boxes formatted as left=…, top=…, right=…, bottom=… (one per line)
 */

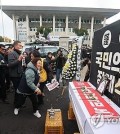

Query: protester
left=7, top=45, right=14, bottom=53
left=55, top=49, right=66, bottom=87
left=25, top=49, right=41, bottom=68
left=38, top=58, right=54, bottom=106
left=14, top=58, right=42, bottom=118
left=0, top=44, right=9, bottom=103
left=30, top=50, right=41, bottom=61
left=46, top=52, right=54, bottom=64
left=8, top=41, right=24, bottom=105
left=8, top=41, right=24, bottom=91
left=83, top=58, right=91, bottom=81
left=45, top=52, right=55, bottom=72
left=4, top=48, right=11, bottom=92
left=22, top=51, right=28, bottom=71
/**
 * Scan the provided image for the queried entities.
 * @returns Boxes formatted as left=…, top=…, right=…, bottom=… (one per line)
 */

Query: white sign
left=17, top=22, right=27, bottom=42
left=46, top=81, right=59, bottom=91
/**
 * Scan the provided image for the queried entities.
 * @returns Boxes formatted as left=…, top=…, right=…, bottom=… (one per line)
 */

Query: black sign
left=90, top=20, right=120, bottom=107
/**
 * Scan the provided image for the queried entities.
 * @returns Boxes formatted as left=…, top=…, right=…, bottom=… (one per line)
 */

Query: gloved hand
left=51, top=78, right=57, bottom=83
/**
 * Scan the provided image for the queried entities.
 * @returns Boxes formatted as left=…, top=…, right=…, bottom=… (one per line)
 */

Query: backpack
left=39, top=58, right=47, bottom=83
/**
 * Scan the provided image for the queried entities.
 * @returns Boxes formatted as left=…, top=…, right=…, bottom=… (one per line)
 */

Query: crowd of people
left=0, top=41, right=68, bottom=118
left=0, top=40, right=91, bottom=118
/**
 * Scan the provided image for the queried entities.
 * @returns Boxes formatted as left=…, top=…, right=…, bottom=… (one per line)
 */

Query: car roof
left=23, top=44, right=68, bottom=55
left=0, top=43, right=13, bottom=49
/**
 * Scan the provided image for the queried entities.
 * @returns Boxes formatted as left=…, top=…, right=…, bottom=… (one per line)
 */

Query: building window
left=23, top=18, right=25, bottom=22
left=55, top=28, right=63, bottom=32
left=34, top=18, right=39, bottom=22
left=56, top=19, right=60, bottom=22
left=29, top=18, right=39, bottom=22
left=42, top=18, right=44, bottom=22
left=63, top=19, right=65, bottom=23
left=94, top=20, right=101, bottom=24
left=29, top=18, right=31, bottom=22
left=48, top=18, right=51, bottom=23
left=47, top=18, right=52, bottom=23
left=87, top=19, right=91, bottom=24
left=18, top=18, right=22, bottom=22
left=42, top=18, right=52, bottom=23
left=98, top=20, right=101, bottom=24
left=74, top=19, right=78, bottom=23
left=31, top=28, right=37, bottom=31
left=81, top=19, right=92, bottom=24
left=68, top=28, right=73, bottom=32
left=68, top=19, right=74, bottom=23
left=29, top=18, right=35, bottom=22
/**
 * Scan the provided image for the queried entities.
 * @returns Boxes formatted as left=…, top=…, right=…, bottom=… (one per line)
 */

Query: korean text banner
left=90, top=20, right=120, bottom=107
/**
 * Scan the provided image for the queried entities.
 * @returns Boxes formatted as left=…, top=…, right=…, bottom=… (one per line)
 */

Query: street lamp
left=14, top=16, right=19, bottom=40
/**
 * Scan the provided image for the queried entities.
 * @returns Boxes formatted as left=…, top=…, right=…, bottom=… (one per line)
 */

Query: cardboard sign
left=46, top=81, right=59, bottom=91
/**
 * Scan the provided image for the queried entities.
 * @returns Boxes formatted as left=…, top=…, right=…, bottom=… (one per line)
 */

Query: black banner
left=90, top=20, right=120, bottom=107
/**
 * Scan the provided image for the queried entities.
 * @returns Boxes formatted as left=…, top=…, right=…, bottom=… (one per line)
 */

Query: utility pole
left=0, top=0, right=5, bottom=42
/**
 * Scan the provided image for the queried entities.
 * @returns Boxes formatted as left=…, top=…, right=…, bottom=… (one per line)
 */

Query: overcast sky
left=0, top=0, right=120, bottom=40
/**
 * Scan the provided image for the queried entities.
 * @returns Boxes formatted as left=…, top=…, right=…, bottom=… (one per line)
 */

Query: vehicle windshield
left=38, top=47, right=58, bottom=57
left=24, top=44, right=68, bottom=58
left=43, top=47, right=58, bottom=54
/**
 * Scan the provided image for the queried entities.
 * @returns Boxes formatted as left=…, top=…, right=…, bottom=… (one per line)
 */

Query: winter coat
left=8, top=49, right=23, bottom=77
left=17, top=62, right=39, bottom=95
left=56, top=55, right=66, bottom=69
left=0, top=53, right=7, bottom=72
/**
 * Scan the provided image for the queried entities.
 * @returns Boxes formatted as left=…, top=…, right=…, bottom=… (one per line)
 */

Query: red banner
left=72, top=81, right=119, bottom=117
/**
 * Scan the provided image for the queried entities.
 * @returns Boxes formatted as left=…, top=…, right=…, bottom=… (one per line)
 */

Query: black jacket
left=56, top=55, right=66, bottom=69
left=0, top=53, right=7, bottom=72
left=8, top=49, right=23, bottom=77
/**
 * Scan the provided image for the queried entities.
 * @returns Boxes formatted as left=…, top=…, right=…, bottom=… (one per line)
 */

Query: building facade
left=2, top=6, right=120, bottom=46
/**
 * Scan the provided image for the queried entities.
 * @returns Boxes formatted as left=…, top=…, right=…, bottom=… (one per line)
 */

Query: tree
left=37, top=26, right=44, bottom=34
left=4, top=37, right=12, bottom=42
left=36, top=26, right=52, bottom=39
left=0, top=36, right=12, bottom=42
left=0, top=36, right=4, bottom=42
left=73, top=28, right=88, bottom=36
left=43, top=27, right=52, bottom=39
